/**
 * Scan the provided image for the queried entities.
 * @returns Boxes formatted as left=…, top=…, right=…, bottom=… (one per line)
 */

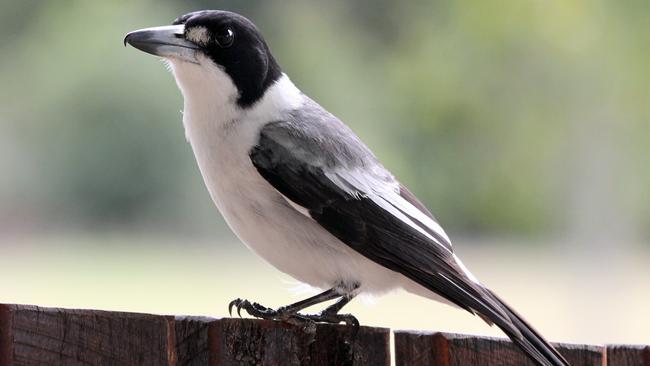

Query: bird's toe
left=227, top=298, right=279, bottom=319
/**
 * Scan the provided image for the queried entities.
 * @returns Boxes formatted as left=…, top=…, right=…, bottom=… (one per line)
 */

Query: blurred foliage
left=0, top=0, right=648, bottom=241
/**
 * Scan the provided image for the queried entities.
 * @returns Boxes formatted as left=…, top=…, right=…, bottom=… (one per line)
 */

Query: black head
left=125, top=10, right=282, bottom=107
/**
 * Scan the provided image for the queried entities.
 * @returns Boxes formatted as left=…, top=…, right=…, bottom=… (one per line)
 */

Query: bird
left=124, top=10, right=569, bottom=366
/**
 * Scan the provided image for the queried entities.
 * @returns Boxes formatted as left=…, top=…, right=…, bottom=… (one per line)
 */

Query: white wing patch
left=453, top=253, right=481, bottom=284
left=368, top=193, right=447, bottom=248
left=381, top=190, right=452, bottom=243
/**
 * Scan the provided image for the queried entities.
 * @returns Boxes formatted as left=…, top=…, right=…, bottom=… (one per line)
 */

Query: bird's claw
left=228, top=298, right=241, bottom=316
left=227, top=298, right=279, bottom=319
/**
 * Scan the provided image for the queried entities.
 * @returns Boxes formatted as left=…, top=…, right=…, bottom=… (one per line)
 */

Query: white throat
left=167, top=55, right=303, bottom=141
left=164, top=57, right=307, bottom=256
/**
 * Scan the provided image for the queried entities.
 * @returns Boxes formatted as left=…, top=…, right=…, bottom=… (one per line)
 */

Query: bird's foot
left=299, top=311, right=359, bottom=327
left=228, top=298, right=359, bottom=328
left=299, top=310, right=360, bottom=338
left=228, top=298, right=287, bottom=320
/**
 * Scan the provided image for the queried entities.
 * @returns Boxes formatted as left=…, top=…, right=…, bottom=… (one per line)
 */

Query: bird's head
left=125, top=10, right=282, bottom=108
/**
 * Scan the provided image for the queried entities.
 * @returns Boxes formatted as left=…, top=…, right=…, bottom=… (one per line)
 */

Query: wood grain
left=173, top=316, right=214, bottom=366
left=0, top=304, right=13, bottom=366
left=607, top=344, right=650, bottom=366
left=394, top=331, right=604, bottom=366
left=0, top=304, right=390, bottom=366
left=1, top=304, right=171, bottom=365
left=4, top=303, right=649, bottom=366
left=209, top=318, right=390, bottom=366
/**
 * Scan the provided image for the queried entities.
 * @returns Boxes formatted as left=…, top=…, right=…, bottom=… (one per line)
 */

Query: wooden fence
left=0, top=304, right=647, bottom=365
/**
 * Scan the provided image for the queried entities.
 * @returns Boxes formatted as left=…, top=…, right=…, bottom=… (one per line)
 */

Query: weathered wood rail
left=0, top=304, right=647, bottom=365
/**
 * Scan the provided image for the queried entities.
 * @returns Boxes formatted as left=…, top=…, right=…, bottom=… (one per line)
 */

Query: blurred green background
left=1, top=0, right=648, bottom=345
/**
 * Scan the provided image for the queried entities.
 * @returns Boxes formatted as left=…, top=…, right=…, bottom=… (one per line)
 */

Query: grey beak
left=124, top=25, right=199, bottom=63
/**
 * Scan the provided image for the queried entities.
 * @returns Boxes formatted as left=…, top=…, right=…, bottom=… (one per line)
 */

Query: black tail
left=480, top=289, right=570, bottom=366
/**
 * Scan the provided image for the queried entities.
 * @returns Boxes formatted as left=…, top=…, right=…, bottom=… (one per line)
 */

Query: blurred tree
left=0, top=0, right=647, bottom=243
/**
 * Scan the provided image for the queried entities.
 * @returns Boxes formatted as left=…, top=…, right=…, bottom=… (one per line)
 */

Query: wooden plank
left=171, top=317, right=390, bottom=365
left=173, top=316, right=214, bottom=366
left=394, top=331, right=444, bottom=366
left=607, top=344, right=650, bottom=366
left=394, top=331, right=604, bottom=366
left=0, top=304, right=13, bottom=366
left=555, top=343, right=605, bottom=366
left=204, top=318, right=389, bottom=366
left=0, top=304, right=172, bottom=365
left=0, top=304, right=390, bottom=366
left=16, top=302, right=650, bottom=366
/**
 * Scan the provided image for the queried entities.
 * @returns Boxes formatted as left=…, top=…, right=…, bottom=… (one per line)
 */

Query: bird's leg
left=299, top=292, right=359, bottom=327
left=228, top=287, right=342, bottom=321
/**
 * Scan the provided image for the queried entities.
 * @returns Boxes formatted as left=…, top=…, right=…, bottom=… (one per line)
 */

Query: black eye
left=215, top=27, right=234, bottom=48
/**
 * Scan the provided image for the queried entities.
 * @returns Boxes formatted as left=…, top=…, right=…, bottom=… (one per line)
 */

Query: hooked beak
left=124, top=25, right=199, bottom=63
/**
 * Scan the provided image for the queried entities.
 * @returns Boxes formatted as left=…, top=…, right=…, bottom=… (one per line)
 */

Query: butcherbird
left=125, top=10, right=569, bottom=366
